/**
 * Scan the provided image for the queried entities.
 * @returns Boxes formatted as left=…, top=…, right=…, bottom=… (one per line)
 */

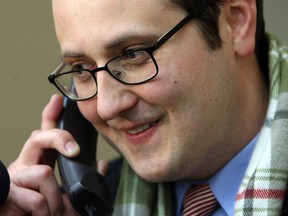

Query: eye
left=72, top=70, right=93, bottom=83
left=121, top=50, right=150, bottom=65
left=72, top=63, right=93, bottom=71
left=69, top=63, right=95, bottom=83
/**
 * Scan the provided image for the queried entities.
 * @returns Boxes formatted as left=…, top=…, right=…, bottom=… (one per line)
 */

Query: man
left=1, top=0, right=288, bottom=215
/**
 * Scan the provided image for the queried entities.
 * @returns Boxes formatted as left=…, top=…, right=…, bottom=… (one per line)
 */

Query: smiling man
left=1, top=0, right=288, bottom=215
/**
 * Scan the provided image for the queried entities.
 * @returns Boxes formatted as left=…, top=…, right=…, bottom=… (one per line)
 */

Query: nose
left=96, top=72, right=138, bottom=120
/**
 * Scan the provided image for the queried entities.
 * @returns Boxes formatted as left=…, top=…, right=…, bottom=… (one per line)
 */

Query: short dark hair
left=169, top=0, right=269, bottom=84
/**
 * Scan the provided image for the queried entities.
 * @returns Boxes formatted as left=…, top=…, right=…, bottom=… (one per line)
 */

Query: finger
left=11, top=165, right=63, bottom=215
left=97, top=159, right=108, bottom=176
left=3, top=183, right=50, bottom=216
left=41, top=94, right=63, bottom=130
left=62, top=194, right=81, bottom=216
left=16, top=129, right=80, bottom=166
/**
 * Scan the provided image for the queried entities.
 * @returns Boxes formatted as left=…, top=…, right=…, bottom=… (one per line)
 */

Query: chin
left=131, top=160, right=176, bottom=183
left=137, top=172, right=168, bottom=183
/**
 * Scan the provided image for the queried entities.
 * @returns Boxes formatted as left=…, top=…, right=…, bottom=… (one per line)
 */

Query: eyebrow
left=104, top=32, right=159, bottom=49
left=60, top=52, right=86, bottom=60
left=60, top=32, right=160, bottom=59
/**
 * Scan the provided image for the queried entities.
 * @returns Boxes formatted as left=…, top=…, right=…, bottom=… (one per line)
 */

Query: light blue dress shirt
left=174, top=135, right=258, bottom=216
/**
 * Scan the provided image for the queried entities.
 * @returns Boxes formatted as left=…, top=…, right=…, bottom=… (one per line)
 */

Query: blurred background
left=0, top=1, right=287, bottom=166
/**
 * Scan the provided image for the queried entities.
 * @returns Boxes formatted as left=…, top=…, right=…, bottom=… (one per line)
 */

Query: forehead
left=52, top=0, right=185, bottom=56
left=52, top=0, right=170, bottom=16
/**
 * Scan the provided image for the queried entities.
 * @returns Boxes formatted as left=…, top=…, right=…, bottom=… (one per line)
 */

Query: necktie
left=181, top=184, right=219, bottom=216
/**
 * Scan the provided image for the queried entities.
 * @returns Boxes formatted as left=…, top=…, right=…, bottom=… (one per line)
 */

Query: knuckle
left=24, top=130, right=43, bottom=151
left=31, top=195, right=47, bottom=209
left=27, top=130, right=43, bottom=147
left=53, top=129, right=75, bottom=144
left=38, top=165, right=54, bottom=180
left=29, top=130, right=41, bottom=139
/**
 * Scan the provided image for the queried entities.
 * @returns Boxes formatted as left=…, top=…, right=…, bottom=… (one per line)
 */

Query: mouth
left=126, top=120, right=159, bottom=135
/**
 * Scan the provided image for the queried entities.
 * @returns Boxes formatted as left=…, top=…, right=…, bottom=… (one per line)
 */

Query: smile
left=127, top=121, right=158, bottom=135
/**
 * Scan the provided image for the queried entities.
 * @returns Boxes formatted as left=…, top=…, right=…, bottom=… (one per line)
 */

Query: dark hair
left=169, top=0, right=269, bottom=84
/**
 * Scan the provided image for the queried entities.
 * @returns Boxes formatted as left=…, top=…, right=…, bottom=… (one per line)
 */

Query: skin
left=1, top=0, right=268, bottom=214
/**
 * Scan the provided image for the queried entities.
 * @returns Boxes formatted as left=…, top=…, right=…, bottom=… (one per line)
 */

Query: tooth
left=128, top=124, right=150, bottom=134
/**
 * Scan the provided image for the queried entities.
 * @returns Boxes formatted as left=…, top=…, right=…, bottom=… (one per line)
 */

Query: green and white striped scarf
left=113, top=34, right=288, bottom=216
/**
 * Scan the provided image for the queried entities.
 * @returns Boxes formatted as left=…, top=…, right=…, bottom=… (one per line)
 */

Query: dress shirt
left=174, top=135, right=258, bottom=216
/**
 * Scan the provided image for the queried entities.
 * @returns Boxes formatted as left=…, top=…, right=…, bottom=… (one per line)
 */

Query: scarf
left=113, top=34, right=288, bottom=216
left=234, top=35, right=288, bottom=215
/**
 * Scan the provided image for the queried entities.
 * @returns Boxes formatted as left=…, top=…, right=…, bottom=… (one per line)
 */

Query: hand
left=97, top=159, right=108, bottom=176
left=0, top=94, right=80, bottom=216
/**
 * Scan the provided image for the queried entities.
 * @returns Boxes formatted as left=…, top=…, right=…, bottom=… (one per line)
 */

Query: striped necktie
left=181, top=184, right=219, bottom=216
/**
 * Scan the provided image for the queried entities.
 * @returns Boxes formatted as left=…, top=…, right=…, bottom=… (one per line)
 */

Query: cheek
left=163, top=47, right=235, bottom=123
left=77, top=99, right=106, bottom=130
left=155, top=38, right=209, bottom=95
left=149, top=46, right=208, bottom=109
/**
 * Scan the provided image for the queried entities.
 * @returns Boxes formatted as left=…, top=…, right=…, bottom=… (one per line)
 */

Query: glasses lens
left=107, top=50, right=157, bottom=83
left=55, top=71, right=96, bottom=100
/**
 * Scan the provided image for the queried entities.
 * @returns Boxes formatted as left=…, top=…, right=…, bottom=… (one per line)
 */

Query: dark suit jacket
left=105, top=157, right=123, bottom=204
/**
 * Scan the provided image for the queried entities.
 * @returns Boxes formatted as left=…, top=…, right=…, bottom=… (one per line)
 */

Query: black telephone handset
left=57, top=97, right=113, bottom=216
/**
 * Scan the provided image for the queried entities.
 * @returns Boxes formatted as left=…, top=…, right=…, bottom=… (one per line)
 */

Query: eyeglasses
left=48, top=0, right=209, bottom=101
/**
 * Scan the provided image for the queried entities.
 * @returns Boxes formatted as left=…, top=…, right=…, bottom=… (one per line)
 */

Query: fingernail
left=65, top=141, right=80, bottom=154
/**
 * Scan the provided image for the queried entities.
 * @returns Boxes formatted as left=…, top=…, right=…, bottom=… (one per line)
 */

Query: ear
left=226, top=0, right=257, bottom=57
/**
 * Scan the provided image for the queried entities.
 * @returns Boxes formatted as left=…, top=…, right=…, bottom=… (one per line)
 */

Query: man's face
left=52, top=0, right=244, bottom=181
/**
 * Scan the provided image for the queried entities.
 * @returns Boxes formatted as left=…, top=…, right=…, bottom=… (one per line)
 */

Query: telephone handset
left=57, top=97, right=113, bottom=216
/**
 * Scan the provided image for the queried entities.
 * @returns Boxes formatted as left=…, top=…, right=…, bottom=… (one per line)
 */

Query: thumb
left=41, top=94, right=63, bottom=130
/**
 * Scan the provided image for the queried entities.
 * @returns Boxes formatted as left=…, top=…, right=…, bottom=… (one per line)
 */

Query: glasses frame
left=48, top=0, right=209, bottom=101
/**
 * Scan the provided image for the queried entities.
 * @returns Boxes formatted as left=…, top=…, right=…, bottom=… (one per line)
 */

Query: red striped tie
left=181, top=184, right=219, bottom=216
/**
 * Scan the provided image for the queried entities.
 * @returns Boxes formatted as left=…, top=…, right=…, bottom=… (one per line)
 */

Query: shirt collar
left=174, top=134, right=258, bottom=216
left=209, top=134, right=258, bottom=215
